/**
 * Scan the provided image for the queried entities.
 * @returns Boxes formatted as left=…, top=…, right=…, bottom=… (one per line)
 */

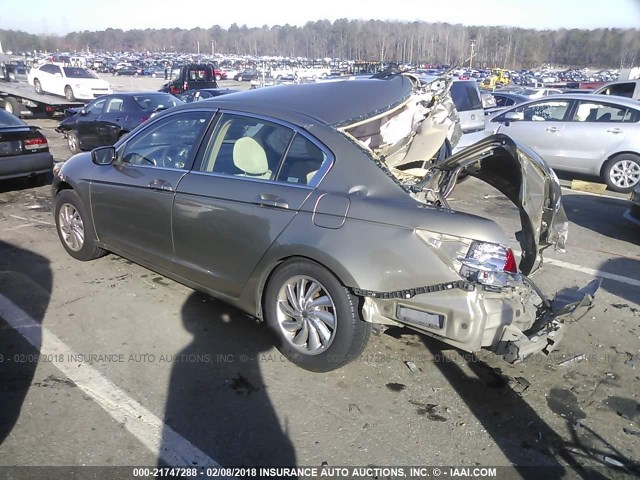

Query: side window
left=86, top=98, right=106, bottom=114
left=105, top=98, right=124, bottom=113
left=450, top=82, right=483, bottom=111
left=119, top=111, right=211, bottom=169
left=200, top=113, right=293, bottom=180
left=276, top=134, right=327, bottom=185
left=573, top=102, right=632, bottom=123
left=514, top=101, right=570, bottom=122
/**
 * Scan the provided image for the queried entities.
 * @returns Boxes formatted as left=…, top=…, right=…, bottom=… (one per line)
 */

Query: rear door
left=172, top=112, right=330, bottom=298
left=491, top=98, right=573, bottom=167
left=558, top=99, right=637, bottom=173
left=97, top=95, right=128, bottom=145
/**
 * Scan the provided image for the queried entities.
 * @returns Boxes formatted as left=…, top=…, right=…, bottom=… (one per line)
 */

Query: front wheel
left=263, top=259, right=371, bottom=372
left=54, top=190, right=106, bottom=261
left=34, top=79, right=43, bottom=94
left=64, top=86, right=76, bottom=101
left=603, top=154, right=640, bottom=193
left=67, top=131, right=81, bottom=154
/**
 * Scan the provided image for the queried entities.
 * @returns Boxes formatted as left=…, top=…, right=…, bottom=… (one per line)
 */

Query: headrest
left=233, top=137, right=268, bottom=175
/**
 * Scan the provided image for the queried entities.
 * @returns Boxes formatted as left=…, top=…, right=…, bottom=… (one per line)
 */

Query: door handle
left=148, top=179, right=174, bottom=192
left=606, top=128, right=622, bottom=134
left=545, top=127, right=560, bottom=132
left=257, top=193, right=289, bottom=209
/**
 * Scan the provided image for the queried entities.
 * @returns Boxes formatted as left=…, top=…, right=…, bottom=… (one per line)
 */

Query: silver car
left=487, top=93, right=640, bottom=192
left=52, top=75, right=598, bottom=372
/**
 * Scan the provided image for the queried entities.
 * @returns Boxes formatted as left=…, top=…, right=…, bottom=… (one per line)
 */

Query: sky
left=0, top=0, right=639, bottom=35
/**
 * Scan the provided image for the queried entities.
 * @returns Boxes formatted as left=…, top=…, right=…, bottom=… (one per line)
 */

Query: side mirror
left=91, top=146, right=116, bottom=165
left=79, top=109, right=88, bottom=116
left=503, top=111, right=521, bottom=127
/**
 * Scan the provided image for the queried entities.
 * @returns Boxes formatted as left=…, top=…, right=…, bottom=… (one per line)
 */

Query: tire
left=237, top=76, right=243, bottom=82
left=602, top=154, right=640, bottom=193
left=67, top=131, right=81, bottom=154
left=3, top=97, right=20, bottom=117
left=64, top=86, right=76, bottom=101
left=215, top=74, right=221, bottom=81
left=34, top=79, right=43, bottom=94
left=54, top=190, right=106, bottom=261
left=263, top=258, right=371, bottom=372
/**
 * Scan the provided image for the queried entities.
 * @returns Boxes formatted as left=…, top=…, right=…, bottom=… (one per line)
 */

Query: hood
left=414, top=134, right=568, bottom=275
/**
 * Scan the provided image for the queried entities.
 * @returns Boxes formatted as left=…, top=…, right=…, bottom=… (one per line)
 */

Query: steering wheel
left=163, top=145, right=189, bottom=169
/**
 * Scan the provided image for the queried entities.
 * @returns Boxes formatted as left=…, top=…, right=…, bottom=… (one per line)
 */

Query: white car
left=27, top=64, right=112, bottom=101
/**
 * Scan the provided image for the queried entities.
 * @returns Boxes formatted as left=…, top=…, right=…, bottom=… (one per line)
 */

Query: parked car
left=178, top=88, right=240, bottom=103
left=214, top=69, right=227, bottom=81
left=487, top=94, right=640, bottom=192
left=0, top=109, right=53, bottom=184
left=114, top=67, right=143, bottom=76
left=623, top=184, right=640, bottom=226
left=450, top=79, right=485, bottom=133
left=234, top=69, right=258, bottom=82
left=483, top=91, right=529, bottom=116
left=51, top=76, right=597, bottom=372
left=28, top=64, right=112, bottom=101
left=159, top=64, right=219, bottom=95
left=56, top=92, right=183, bottom=154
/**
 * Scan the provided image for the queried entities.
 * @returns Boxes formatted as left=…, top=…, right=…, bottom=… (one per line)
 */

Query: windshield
left=134, top=94, right=183, bottom=111
left=63, top=67, right=98, bottom=79
left=450, top=82, right=483, bottom=111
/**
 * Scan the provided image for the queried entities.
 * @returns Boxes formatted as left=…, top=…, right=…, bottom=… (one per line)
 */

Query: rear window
left=450, top=81, right=483, bottom=111
left=0, top=110, right=26, bottom=126
left=133, top=94, right=182, bottom=111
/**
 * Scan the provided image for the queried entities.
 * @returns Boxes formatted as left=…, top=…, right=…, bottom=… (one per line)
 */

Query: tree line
left=1, top=19, right=638, bottom=69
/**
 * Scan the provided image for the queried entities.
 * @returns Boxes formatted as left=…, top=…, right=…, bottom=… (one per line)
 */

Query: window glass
left=450, top=81, right=482, bottom=111
left=119, top=111, right=211, bottom=169
left=573, top=102, right=633, bottom=122
left=105, top=98, right=124, bottom=113
left=276, top=134, right=327, bottom=185
left=86, top=98, right=106, bottom=114
left=200, top=113, right=293, bottom=180
left=602, top=83, right=635, bottom=98
left=512, top=100, right=570, bottom=121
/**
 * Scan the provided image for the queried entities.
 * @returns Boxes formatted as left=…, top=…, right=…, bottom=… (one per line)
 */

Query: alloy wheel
left=275, top=275, right=337, bottom=355
left=58, top=203, right=85, bottom=251
left=610, top=159, right=640, bottom=189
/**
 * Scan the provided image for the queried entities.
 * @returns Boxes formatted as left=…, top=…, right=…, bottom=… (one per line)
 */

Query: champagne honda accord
left=52, top=74, right=599, bottom=372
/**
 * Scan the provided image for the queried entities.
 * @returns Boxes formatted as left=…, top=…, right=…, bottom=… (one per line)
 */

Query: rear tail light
left=459, top=241, right=519, bottom=288
left=24, top=135, right=48, bottom=151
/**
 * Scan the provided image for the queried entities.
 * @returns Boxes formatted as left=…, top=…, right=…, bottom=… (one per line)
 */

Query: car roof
left=518, top=93, right=640, bottom=109
left=174, top=76, right=414, bottom=127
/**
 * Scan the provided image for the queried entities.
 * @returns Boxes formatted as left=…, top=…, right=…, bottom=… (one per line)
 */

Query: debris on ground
left=623, top=427, right=640, bottom=437
left=557, top=354, right=588, bottom=367
left=404, top=361, right=419, bottom=374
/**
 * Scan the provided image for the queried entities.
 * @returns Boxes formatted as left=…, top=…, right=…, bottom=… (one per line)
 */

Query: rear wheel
left=54, top=190, right=106, bottom=261
left=3, top=97, right=20, bottom=117
left=603, top=154, right=640, bottom=193
left=34, top=79, right=43, bottom=94
left=263, top=259, right=371, bottom=372
left=67, top=131, right=81, bottom=154
left=64, top=86, right=76, bottom=101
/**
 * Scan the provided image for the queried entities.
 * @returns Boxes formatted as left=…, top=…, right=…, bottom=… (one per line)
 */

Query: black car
left=115, top=67, right=144, bottom=76
left=56, top=92, right=183, bottom=154
left=234, top=69, right=258, bottom=82
left=0, top=109, right=53, bottom=184
left=178, top=88, right=241, bottom=103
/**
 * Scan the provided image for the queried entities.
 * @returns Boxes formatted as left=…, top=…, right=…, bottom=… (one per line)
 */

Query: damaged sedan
left=51, top=74, right=599, bottom=372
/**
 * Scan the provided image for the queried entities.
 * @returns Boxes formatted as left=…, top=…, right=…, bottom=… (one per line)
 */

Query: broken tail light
left=459, top=241, right=519, bottom=288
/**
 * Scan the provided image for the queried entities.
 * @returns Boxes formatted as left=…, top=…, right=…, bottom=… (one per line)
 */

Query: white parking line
left=545, top=258, right=640, bottom=288
left=0, top=293, right=219, bottom=468
left=8, top=214, right=55, bottom=226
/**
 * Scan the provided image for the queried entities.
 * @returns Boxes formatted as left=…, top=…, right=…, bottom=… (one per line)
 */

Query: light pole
left=469, top=39, right=476, bottom=69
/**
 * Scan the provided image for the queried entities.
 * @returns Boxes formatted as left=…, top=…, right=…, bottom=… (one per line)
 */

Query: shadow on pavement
left=562, top=194, right=638, bottom=244
left=0, top=240, right=52, bottom=445
left=160, top=292, right=296, bottom=468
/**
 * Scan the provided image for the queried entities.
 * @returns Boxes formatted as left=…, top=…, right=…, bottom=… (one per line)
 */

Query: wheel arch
left=599, top=150, right=640, bottom=176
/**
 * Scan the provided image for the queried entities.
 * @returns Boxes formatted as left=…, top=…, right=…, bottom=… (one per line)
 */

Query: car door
left=558, top=100, right=637, bottom=174
left=97, top=96, right=128, bottom=146
left=38, top=65, right=57, bottom=94
left=76, top=97, right=106, bottom=150
left=48, top=64, right=65, bottom=96
left=172, top=112, right=328, bottom=298
left=491, top=99, right=572, bottom=167
left=90, top=110, right=214, bottom=269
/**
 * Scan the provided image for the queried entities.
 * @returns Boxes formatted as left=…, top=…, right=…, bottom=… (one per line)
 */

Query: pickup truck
left=593, top=79, right=640, bottom=101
